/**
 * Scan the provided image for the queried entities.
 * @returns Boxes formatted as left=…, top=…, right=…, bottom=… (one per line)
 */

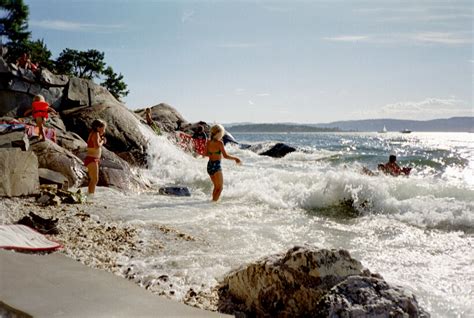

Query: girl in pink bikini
left=85, top=119, right=107, bottom=200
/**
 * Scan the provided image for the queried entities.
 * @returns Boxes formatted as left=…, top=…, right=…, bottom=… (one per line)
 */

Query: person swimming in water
left=206, top=124, right=241, bottom=201
left=378, top=155, right=411, bottom=176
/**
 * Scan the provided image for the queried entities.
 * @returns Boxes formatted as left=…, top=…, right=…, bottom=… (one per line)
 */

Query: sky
left=22, top=0, right=473, bottom=124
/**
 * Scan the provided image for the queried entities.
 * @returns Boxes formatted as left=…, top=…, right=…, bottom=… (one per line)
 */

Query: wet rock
left=218, top=246, right=430, bottom=317
left=218, top=246, right=368, bottom=317
left=158, top=186, right=191, bottom=197
left=314, top=275, right=430, bottom=317
left=259, top=142, right=296, bottom=158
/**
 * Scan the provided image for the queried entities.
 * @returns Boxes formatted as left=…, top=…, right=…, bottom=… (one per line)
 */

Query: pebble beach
left=0, top=195, right=219, bottom=311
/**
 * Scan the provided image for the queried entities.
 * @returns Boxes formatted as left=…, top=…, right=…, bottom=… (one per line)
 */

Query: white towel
left=0, top=224, right=61, bottom=251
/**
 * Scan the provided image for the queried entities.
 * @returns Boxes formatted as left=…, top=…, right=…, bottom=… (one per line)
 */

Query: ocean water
left=91, top=131, right=473, bottom=317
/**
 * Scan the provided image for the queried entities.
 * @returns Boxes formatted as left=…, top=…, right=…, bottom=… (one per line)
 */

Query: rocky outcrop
left=135, top=103, right=188, bottom=133
left=62, top=103, right=148, bottom=166
left=30, top=140, right=87, bottom=189
left=0, top=149, right=39, bottom=197
left=217, top=246, right=429, bottom=317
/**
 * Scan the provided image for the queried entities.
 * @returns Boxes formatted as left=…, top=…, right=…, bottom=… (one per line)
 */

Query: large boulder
left=135, top=103, right=188, bottom=133
left=0, top=149, right=39, bottom=197
left=61, top=77, right=122, bottom=110
left=61, top=103, right=148, bottom=166
left=30, top=139, right=87, bottom=188
left=314, top=275, right=430, bottom=317
left=217, top=246, right=429, bottom=317
left=218, top=246, right=369, bottom=317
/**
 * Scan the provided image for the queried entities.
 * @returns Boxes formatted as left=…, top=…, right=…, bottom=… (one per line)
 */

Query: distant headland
left=226, top=117, right=473, bottom=133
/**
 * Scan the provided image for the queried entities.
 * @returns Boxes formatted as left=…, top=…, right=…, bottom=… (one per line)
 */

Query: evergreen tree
left=56, top=48, right=106, bottom=79
left=0, top=0, right=30, bottom=43
left=101, top=66, right=129, bottom=100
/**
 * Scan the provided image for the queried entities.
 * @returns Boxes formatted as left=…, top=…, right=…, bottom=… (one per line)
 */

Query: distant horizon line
left=222, top=116, right=473, bottom=126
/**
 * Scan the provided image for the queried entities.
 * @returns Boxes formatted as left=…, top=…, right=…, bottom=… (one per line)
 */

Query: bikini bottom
left=207, top=160, right=221, bottom=176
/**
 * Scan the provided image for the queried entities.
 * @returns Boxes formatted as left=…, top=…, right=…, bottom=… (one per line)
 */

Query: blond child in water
left=206, top=124, right=241, bottom=201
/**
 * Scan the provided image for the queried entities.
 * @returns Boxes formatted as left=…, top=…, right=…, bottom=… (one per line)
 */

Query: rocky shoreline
left=1, top=58, right=431, bottom=316
left=0, top=195, right=220, bottom=311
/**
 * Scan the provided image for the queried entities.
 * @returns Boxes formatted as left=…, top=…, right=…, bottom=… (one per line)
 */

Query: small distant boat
left=378, top=125, right=388, bottom=133
left=400, top=129, right=412, bottom=134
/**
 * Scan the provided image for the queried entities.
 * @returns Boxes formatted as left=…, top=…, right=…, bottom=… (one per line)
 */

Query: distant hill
left=225, top=117, right=473, bottom=133
left=226, top=123, right=340, bottom=133
left=312, top=117, right=473, bottom=132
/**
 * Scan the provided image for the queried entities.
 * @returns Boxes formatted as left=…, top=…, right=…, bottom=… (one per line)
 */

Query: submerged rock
left=158, top=186, right=191, bottom=197
left=259, top=142, right=296, bottom=158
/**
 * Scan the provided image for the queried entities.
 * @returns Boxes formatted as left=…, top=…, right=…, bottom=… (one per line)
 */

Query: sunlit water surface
left=90, top=132, right=473, bottom=317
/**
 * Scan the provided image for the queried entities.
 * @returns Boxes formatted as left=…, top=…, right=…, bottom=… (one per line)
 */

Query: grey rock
left=218, top=246, right=369, bottom=317
left=0, top=90, right=31, bottom=116
left=315, top=275, right=430, bottom=318
left=9, top=78, right=29, bottom=93
left=158, top=187, right=191, bottom=197
left=62, top=103, right=149, bottom=166
left=0, top=131, right=29, bottom=151
left=38, top=69, right=69, bottom=87
left=30, top=139, right=87, bottom=188
left=0, top=149, right=39, bottom=197
left=38, top=168, right=69, bottom=189
left=135, top=103, right=188, bottom=133
left=0, top=57, right=9, bottom=73
left=218, top=246, right=429, bottom=317
left=75, top=147, right=148, bottom=191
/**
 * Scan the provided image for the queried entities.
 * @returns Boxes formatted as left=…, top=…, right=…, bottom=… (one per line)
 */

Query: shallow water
left=91, top=132, right=473, bottom=317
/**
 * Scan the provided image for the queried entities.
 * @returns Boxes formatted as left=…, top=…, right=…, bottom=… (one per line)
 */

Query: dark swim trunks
left=207, top=160, right=222, bottom=176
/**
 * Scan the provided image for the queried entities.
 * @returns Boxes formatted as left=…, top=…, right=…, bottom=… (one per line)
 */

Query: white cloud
left=257, top=93, right=270, bottom=97
left=248, top=100, right=254, bottom=105
left=376, top=98, right=472, bottom=119
left=30, top=20, right=122, bottom=32
left=409, top=32, right=472, bottom=45
left=323, top=35, right=371, bottom=42
left=323, top=32, right=472, bottom=46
